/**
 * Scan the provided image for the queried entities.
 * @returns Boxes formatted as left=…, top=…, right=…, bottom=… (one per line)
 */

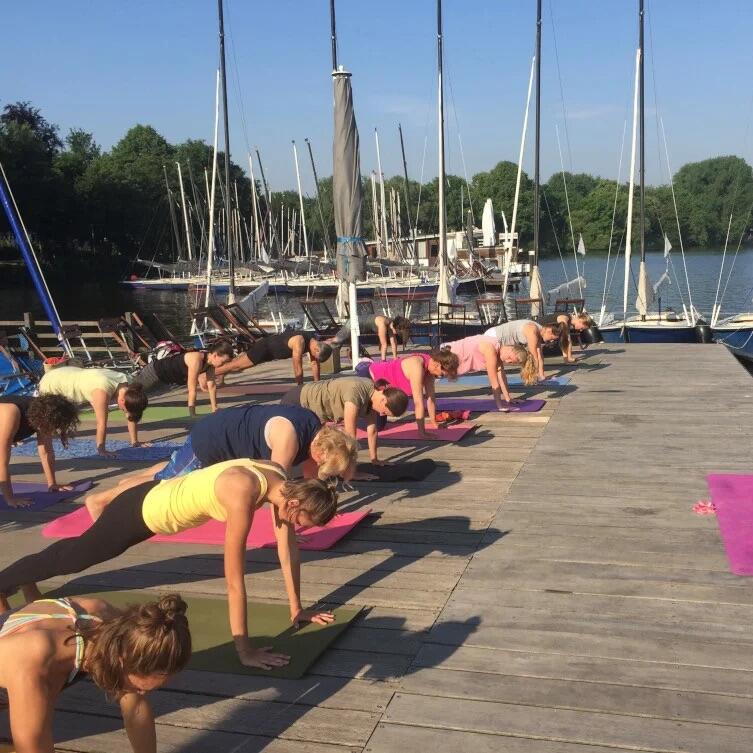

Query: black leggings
left=0, top=481, right=158, bottom=594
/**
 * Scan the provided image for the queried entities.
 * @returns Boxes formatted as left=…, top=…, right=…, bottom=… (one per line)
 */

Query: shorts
left=130, top=362, right=163, bottom=392
left=154, top=435, right=203, bottom=480
left=280, top=385, right=303, bottom=406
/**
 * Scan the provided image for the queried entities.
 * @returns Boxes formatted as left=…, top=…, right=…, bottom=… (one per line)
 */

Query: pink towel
left=43, top=505, right=370, bottom=550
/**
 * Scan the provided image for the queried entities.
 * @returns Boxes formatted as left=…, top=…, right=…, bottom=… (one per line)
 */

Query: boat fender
left=580, top=325, right=604, bottom=345
left=695, top=324, right=713, bottom=344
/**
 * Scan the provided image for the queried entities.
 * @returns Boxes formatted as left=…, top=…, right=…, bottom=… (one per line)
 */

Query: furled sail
left=481, top=198, right=496, bottom=247
left=636, top=261, right=654, bottom=316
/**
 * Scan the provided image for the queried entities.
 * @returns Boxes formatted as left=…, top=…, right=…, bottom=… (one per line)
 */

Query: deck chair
left=191, top=307, right=253, bottom=351
left=130, top=312, right=181, bottom=345
left=344, top=299, right=376, bottom=320
left=400, top=295, right=436, bottom=348
left=97, top=318, right=151, bottom=369
left=300, top=299, right=341, bottom=338
left=554, top=298, right=585, bottom=314
left=475, top=296, right=508, bottom=327
left=437, top=301, right=468, bottom=343
left=0, top=329, right=43, bottom=395
left=220, top=303, right=269, bottom=340
left=513, top=297, right=545, bottom=322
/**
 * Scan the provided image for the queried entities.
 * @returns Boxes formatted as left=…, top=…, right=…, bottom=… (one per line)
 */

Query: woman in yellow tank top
left=0, top=459, right=337, bottom=671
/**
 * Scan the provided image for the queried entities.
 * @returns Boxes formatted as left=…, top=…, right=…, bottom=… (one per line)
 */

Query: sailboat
left=600, top=0, right=701, bottom=343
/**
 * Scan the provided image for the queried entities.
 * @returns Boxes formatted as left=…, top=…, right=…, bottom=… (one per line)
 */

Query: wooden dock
left=1, top=343, right=752, bottom=752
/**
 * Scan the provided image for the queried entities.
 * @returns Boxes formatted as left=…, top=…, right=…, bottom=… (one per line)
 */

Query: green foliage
left=1, top=102, right=752, bottom=282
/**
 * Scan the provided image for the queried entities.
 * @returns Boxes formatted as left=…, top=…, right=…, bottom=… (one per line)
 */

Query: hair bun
left=155, top=593, right=188, bottom=624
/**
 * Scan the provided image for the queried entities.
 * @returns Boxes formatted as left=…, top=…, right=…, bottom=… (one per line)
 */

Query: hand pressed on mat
left=292, top=606, right=335, bottom=628
left=235, top=635, right=290, bottom=670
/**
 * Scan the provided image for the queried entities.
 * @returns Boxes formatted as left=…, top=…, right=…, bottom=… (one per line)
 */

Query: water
left=1, top=249, right=751, bottom=339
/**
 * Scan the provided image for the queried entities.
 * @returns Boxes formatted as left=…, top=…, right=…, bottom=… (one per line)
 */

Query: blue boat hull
left=714, top=326, right=753, bottom=362
left=599, top=324, right=698, bottom=343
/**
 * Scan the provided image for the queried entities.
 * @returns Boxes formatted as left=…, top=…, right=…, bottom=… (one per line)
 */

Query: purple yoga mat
left=0, top=479, right=93, bottom=512
left=408, top=397, right=545, bottom=413
left=707, top=474, right=753, bottom=575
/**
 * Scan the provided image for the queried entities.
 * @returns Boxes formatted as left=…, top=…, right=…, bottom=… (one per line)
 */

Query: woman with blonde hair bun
left=441, top=336, right=537, bottom=410
left=0, top=592, right=191, bottom=750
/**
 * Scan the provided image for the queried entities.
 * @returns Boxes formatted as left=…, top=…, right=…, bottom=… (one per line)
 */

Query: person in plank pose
left=441, top=335, right=537, bottom=410
left=0, top=394, right=79, bottom=509
left=38, top=365, right=147, bottom=457
left=483, top=319, right=562, bottom=381
left=130, top=339, right=234, bottom=421
left=0, top=592, right=191, bottom=751
left=95, top=404, right=358, bottom=514
left=327, top=313, right=411, bottom=361
left=281, top=376, right=409, bottom=465
left=0, top=460, right=336, bottom=670
left=355, top=350, right=459, bottom=437
left=540, top=312, right=594, bottom=362
left=214, top=331, right=332, bottom=385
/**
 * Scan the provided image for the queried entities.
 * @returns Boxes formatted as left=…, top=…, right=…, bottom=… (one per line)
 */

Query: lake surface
left=1, top=249, right=751, bottom=339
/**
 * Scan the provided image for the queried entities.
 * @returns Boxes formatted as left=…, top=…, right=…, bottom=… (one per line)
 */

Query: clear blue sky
left=3, top=0, right=753, bottom=193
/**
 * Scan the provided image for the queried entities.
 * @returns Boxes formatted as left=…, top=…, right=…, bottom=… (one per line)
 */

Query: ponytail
left=511, top=344, right=537, bottom=386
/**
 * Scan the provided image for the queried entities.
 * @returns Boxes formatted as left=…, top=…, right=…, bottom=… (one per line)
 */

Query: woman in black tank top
left=214, top=330, right=333, bottom=385
left=0, top=394, right=79, bottom=509
left=131, top=340, right=234, bottom=430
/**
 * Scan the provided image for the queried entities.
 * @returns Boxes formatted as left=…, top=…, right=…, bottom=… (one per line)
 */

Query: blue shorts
left=154, top=436, right=203, bottom=480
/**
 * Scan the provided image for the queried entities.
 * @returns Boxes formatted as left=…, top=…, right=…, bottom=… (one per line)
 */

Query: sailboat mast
left=164, top=165, right=184, bottom=261
left=304, top=138, right=332, bottom=258
left=292, top=141, right=310, bottom=258
left=217, top=0, right=235, bottom=302
left=533, top=0, right=542, bottom=267
left=398, top=123, right=414, bottom=256
left=639, top=0, right=645, bottom=264
left=436, top=0, right=450, bottom=304
left=176, top=162, right=194, bottom=262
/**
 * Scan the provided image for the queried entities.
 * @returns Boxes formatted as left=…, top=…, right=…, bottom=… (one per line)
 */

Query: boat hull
left=713, top=325, right=753, bottom=363
left=600, top=322, right=700, bottom=343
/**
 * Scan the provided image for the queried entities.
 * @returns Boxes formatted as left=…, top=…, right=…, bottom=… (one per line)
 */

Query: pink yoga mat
left=707, top=474, right=753, bottom=575
left=358, top=421, right=475, bottom=442
left=42, top=504, right=370, bottom=550
left=408, top=397, right=545, bottom=413
left=220, top=383, right=292, bottom=396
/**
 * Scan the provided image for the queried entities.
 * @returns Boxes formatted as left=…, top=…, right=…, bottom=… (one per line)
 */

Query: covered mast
left=436, top=0, right=453, bottom=307
left=330, top=0, right=367, bottom=360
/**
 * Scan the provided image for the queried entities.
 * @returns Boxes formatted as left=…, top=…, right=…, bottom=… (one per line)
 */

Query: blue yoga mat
left=441, top=374, right=570, bottom=387
left=12, top=438, right=180, bottom=461
left=0, top=479, right=93, bottom=511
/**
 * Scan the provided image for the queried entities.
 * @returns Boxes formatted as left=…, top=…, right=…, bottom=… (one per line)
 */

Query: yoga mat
left=13, top=438, right=180, bottom=461
left=707, top=473, right=753, bottom=575
left=442, top=374, right=570, bottom=387
left=80, top=405, right=212, bottom=424
left=357, top=459, right=439, bottom=482
left=0, top=480, right=93, bottom=512
left=408, top=397, right=545, bottom=413
left=43, top=505, right=370, bottom=550
left=358, top=421, right=474, bottom=442
left=50, top=589, right=361, bottom=679
left=220, top=382, right=293, bottom=396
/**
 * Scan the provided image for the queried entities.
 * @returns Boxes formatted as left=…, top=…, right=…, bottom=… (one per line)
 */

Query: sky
left=3, top=0, right=753, bottom=193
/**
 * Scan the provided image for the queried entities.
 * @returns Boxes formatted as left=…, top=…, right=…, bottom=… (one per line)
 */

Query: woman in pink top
left=442, top=335, right=537, bottom=410
left=356, top=350, right=459, bottom=436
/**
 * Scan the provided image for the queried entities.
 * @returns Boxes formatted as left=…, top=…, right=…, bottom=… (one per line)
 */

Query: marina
left=0, top=343, right=751, bottom=750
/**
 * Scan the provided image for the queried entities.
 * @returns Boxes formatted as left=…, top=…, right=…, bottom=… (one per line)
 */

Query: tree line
left=1, top=101, right=751, bottom=280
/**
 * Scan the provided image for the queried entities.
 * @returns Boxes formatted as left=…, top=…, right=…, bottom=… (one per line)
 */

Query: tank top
left=484, top=320, right=541, bottom=346
left=141, top=458, right=286, bottom=535
left=0, top=597, right=100, bottom=698
left=152, top=352, right=206, bottom=385
left=0, top=395, right=35, bottom=443
left=247, top=331, right=312, bottom=363
left=190, top=403, right=322, bottom=467
left=299, top=377, right=374, bottom=423
left=368, top=353, right=432, bottom=394
left=444, top=335, right=500, bottom=375
left=39, top=366, right=128, bottom=405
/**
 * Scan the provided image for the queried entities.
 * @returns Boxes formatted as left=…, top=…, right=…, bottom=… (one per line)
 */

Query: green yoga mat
left=80, top=404, right=213, bottom=424
left=44, top=588, right=361, bottom=679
